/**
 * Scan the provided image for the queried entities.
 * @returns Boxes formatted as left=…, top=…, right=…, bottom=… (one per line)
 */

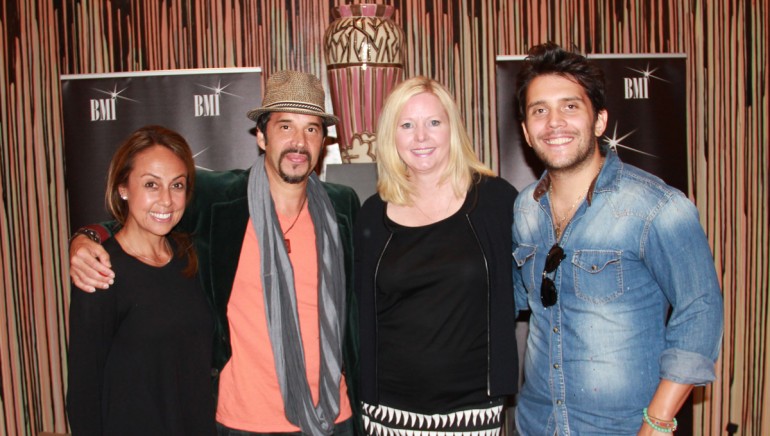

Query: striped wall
left=0, top=1, right=766, bottom=434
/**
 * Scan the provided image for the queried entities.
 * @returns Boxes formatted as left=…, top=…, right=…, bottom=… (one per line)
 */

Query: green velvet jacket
left=103, top=168, right=362, bottom=431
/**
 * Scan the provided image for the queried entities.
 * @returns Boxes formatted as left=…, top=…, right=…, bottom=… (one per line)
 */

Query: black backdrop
left=61, top=68, right=262, bottom=233
left=497, top=54, right=687, bottom=193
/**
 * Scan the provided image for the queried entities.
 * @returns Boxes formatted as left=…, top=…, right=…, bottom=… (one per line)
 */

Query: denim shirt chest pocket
left=571, top=249, right=624, bottom=304
left=513, top=244, right=538, bottom=293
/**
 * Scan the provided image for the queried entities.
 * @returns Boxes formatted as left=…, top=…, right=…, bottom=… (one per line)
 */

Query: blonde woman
left=354, top=77, right=519, bottom=435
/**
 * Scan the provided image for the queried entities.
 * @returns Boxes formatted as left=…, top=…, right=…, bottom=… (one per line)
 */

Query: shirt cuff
left=660, top=348, right=717, bottom=386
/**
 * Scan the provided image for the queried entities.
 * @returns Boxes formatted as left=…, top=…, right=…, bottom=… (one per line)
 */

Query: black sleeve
left=66, top=284, right=118, bottom=435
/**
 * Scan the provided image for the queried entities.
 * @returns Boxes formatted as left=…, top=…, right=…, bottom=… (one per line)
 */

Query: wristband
left=643, top=408, right=677, bottom=433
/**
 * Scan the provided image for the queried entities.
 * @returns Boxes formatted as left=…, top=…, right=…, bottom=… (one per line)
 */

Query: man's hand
left=70, top=234, right=115, bottom=292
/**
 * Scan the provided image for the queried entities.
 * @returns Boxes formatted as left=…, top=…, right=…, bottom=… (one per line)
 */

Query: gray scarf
left=247, top=154, right=345, bottom=435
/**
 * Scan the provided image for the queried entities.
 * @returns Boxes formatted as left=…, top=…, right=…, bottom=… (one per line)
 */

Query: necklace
left=119, top=234, right=173, bottom=266
left=549, top=160, right=604, bottom=240
left=411, top=190, right=459, bottom=223
left=550, top=188, right=584, bottom=240
left=281, top=195, right=307, bottom=253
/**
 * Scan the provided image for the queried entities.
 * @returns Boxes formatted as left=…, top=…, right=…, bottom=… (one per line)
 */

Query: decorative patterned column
left=324, top=4, right=405, bottom=163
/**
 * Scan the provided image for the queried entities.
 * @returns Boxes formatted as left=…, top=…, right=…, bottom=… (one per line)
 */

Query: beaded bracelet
left=643, top=408, right=678, bottom=433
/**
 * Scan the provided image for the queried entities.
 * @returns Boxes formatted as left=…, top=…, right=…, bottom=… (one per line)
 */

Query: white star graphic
left=626, top=63, right=670, bottom=83
left=93, top=84, right=140, bottom=102
left=193, top=149, right=215, bottom=171
left=197, top=80, right=242, bottom=98
left=602, top=122, right=657, bottom=158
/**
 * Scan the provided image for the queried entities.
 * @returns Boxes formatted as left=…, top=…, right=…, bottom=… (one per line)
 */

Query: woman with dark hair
left=66, top=125, right=214, bottom=435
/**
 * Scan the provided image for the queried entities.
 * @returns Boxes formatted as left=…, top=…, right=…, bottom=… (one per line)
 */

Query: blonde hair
left=375, top=76, right=494, bottom=205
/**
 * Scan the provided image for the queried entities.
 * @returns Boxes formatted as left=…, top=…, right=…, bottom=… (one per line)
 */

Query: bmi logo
left=90, top=98, right=116, bottom=121
left=90, top=84, right=138, bottom=121
left=194, top=94, right=220, bottom=117
left=623, top=77, right=648, bottom=99
left=623, top=64, right=669, bottom=100
left=194, top=81, right=241, bottom=117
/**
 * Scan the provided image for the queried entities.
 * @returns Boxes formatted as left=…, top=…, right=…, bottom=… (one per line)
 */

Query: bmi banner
left=496, top=54, right=686, bottom=193
left=61, top=68, right=262, bottom=233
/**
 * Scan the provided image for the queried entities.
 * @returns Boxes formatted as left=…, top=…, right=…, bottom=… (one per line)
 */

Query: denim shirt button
left=556, top=399, right=563, bottom=405
left=591, top=264, right=598, bottom=271
left=553, top=363, right=560, bottom=369
left=553, top=327, right=559, bottom=333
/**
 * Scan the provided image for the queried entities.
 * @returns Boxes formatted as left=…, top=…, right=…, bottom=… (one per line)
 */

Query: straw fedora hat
left=247, top=70, right=339, bottom=126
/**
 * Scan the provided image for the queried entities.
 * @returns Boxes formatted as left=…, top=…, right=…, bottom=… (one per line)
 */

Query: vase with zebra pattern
left=324, top=4, right=405, bottom=163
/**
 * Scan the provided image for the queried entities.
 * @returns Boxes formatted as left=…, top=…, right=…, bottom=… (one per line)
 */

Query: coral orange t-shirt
left=216, top=207, right=352, bottom=431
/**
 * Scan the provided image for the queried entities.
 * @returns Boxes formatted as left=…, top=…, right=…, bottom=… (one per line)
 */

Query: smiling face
left=258, top=112, right=325, bottom=185
left=118, top=145, right=188, bottom=237
left=521, top=74, right=608, bottom=173
left=395, top=92, right=452, bottom=177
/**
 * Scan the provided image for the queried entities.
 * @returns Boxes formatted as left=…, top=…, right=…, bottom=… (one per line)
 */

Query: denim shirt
left=512, top=151, right=723, bottom=435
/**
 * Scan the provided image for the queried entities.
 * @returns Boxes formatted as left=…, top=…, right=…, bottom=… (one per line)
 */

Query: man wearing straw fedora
left=69, top=70, right=362, bottom=435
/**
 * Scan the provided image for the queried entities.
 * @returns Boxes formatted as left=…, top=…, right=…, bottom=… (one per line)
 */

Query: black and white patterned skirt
left=361, top=400, right=504, bottom=435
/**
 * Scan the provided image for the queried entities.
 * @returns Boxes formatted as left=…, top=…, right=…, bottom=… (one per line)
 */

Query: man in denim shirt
left=511, top=43, right=723, bottom=435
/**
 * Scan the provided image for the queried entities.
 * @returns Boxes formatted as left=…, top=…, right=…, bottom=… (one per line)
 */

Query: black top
left=355, top=175, right=520, bottom=405
left=376, top=199, right=488, bottom=413
left=67, top=237, right=215, bottom=436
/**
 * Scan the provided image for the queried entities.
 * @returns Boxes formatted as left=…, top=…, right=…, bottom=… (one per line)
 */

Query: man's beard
left=539, top=138, right=597, bottom=172
left=278, top=148, right=312, bottom=184
left=535, top=124, right=600, bottom=174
